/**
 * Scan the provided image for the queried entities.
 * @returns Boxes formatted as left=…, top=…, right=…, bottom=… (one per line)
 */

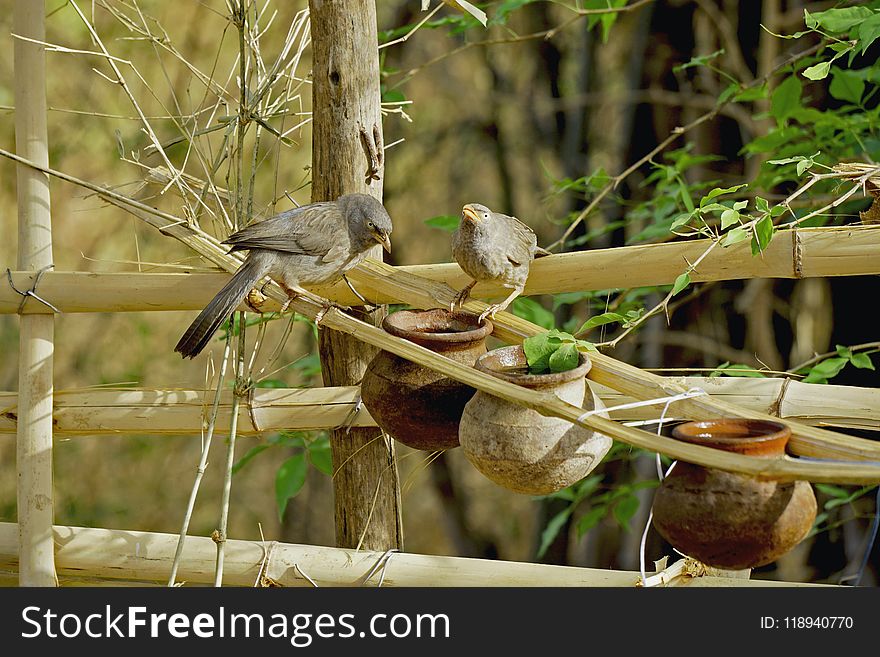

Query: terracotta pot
left=361, top=309, right=493, bottom=451
left=651, top=418, right=817, bottom=570
left=458, top=345, right=612, bottom=495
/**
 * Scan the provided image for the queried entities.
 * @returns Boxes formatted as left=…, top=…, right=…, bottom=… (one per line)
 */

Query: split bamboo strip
left=3, top=223, right=880, bottom=313
left=349, top=259, right=880, bottom=465
left=9, top=152, right=880, bottom=482
left=0, top=523, right=826, bottom=587
left=0, top=376, right=878, bottom=435
left=13, top=0, right=56, bottom=587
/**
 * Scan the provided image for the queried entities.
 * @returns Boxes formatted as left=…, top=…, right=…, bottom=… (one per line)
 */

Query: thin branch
left=167, top=331, right=233, bottom=587
left=787, top=342, right=880, bottom=374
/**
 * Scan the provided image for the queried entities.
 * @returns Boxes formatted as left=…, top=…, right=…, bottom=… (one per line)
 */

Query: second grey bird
left=451, top=203, right=549, bottom=323
left=175, top=193, right=392, bottom=358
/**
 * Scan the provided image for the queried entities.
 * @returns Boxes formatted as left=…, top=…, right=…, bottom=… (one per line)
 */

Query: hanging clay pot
left=458, top=345, right=612, bottom=495
left=651, top=418, right=817, bottom=570
left=361, top=309, right=493, bottom=451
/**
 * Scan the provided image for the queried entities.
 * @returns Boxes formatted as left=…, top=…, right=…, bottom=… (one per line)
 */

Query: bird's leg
left=478, top=286, right=523, bottom=323
left=452, top=280, right=477, bottom=311
left=343, top=274, right=378, bottom=312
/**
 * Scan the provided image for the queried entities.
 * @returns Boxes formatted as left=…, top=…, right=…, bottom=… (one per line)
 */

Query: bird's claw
left=246, top=288, right=269, bottom=313
left=478, top=305, right=500, bottom=324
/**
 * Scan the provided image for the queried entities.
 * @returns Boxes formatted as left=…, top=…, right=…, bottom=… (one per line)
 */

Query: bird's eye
left=482, top=213, right=489, bottom=219
left=368, top=221, right=375, bottom=229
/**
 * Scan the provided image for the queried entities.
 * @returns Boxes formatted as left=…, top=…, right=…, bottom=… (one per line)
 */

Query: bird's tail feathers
left=174, top=258, right=266, bottom=358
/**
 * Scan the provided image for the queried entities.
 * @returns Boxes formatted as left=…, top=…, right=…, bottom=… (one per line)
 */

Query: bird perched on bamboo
left=174, top=193, right=392, bottom=359
left=451, top=202, right=550, bottom=323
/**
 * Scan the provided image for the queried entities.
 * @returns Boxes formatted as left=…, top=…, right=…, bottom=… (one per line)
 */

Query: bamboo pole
left=13, top=0, right=56, bottom=587
left=0, top=376, right=878, bottom=435
left=0, top=523, right=827, bottom=587
left=3, top=223, right=880, bottom=313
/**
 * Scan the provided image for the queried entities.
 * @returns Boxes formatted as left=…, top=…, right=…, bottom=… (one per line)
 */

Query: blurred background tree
left=0, top=0, right=877, bottom=584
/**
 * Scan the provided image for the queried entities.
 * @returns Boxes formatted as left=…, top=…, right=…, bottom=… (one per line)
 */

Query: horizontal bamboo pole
left=0, top=523, right=824, bottom=586
left=0, top=376, right=877, bottom=435
left=3, top=225, right=879, bottom=313
left=9, top=153, right=879, bottom=482
left=349, top=259, right=880, bottom=466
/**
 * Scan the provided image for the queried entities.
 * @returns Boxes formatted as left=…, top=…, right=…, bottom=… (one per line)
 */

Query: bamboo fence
left=4, top=3, right=880, bottom=589
left=0, top=523, right=826, bottom=587
left=1, top=376, right=877, bottom=436
left=2, top=223, right=880, bottom=313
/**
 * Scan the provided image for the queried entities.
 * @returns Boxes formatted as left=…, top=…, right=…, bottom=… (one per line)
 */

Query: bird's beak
left=462, top=206, right=481, bottom=224
left=378, top=232, right=392, bottom=254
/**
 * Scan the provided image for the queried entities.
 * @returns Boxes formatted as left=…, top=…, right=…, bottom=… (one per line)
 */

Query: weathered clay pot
left=361, top=309, right=493, bottom=451
left=458, top=345, right=612, bottom=495
left=651, top=418, right=817, bottom=570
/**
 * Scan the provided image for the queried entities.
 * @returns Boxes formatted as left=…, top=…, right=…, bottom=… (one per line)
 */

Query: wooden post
left=14, top=0, right=57, bottom=586
left=308, top=0, right=403, bottom=550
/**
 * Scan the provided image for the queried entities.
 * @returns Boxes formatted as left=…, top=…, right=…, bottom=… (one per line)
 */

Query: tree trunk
left=308, top=0, right=403, bottom=551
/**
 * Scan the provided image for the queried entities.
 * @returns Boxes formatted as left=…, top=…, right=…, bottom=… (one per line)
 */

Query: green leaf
left=678, top=178, right=695, bottom=213
left=829, top=67, right=865, bottom=104
left=733, top=85, right=768, bottom=102
left=755, top=196, right=770, bottom=214
left=770, top=76, right=802, bottom=123
left=751, top=215, right=774, bottom=255
left=307, top=437, right=333, bottom=476
left=523, top=331, right=562, bottom=373
left=232, top=443, right=271, bottom=476
left=613, top=494, right=640, bottom=530
left=575, top=507, right=607, bottom=538
left=671, top=272, right=690, bottom=297
left=700, top=184, right=748, bottom=207
left=381, top=88, right=407, bottom=104
left=576, top=312, right=627, bottom=335
left=549, top=342, right=579, bottom=372
left=424, top=215, right=460, bottom=232
left=512, top=297, right=555, bottom=329
left=492, top=0, right=541, bottom=25
left=275, top=454, right=308, bottom=520
left=835, top=344, right=853, bottom=359
left=673, top=48, right=724, bottom=73
left=536, top=508, right=571, bottom=559
left=670, top=212, right=695, bottom=231
left=720, top=208, right=741, bottom=230
left=709, top=362, right=766, bottom=378
left=815, top=483, right=851, bottom=499
left=807, top=7, right=874, bottom=33
left=859, top=13, right=880, bottom=54
left=802, top=61, right=831, bottom=81
left=802, top=356, right=848, bottom=384
left=850, top=353, right=875, bottom=370
left=721, top=226, right=749, bottom=247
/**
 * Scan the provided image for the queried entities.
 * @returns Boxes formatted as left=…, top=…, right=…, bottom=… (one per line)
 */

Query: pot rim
left=382, top=308, right=493, bottom=344
left=474, top=344, right=592, bottom=386
left=670, top=418, right=791, bottom=456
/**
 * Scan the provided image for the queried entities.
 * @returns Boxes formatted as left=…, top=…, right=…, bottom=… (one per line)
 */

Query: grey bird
left=451, top=202, right=549, bottom=323
left=175, top=193, right=392, bottom=358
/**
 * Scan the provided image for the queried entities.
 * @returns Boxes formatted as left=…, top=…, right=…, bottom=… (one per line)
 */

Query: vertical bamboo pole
left=14, top=0, right=57, bottom=586
left=308, top=0, right=403, bottom=550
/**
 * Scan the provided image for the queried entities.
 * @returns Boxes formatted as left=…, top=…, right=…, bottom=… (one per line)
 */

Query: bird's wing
left=499, top=213, right=538, bottom=266
left=223, top=203, right=343, bottom=257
